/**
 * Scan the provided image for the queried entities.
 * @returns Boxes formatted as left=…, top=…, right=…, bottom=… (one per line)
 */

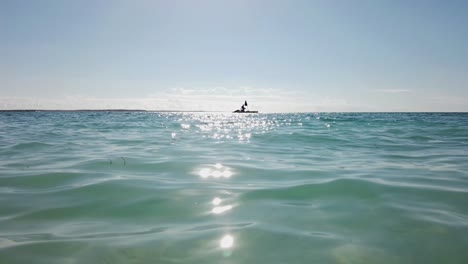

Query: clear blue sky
left=1, top=0, right=467, bottom=112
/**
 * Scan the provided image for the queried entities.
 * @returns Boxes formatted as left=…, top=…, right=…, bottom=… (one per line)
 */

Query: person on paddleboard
left=240, top=100, right=247, bottom=112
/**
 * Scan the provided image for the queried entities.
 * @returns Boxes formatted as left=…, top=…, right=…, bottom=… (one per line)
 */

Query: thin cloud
left=0, top=87, right=366, bottom=112
left=374, top=89, right=411, bottom=93
left=429, top=95, right=468, bottom=106
left=1, top=86, right=295, bottom=111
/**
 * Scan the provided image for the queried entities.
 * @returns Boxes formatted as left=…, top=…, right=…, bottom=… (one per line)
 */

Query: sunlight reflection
left=197, top=163, right=233, bottom=179
left=210, top=196, right=233, bottom=215
left=212, top=197, right=222, bottom=205
left=177, top=112, right=284, bottom=142
left=220, top=234, right=234, bottom=249
left=212, top=205, right=233, bottom=214
left=199, top=168, right=211, bottom=178
left=222, top=170, right=233, bottom=178
left=173, top=113, right=323, bottom=257
left=212, top=170, right=222, bottom=178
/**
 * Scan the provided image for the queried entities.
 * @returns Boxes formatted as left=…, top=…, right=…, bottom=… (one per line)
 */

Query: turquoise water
left=1, top=111, right=468, bottom=263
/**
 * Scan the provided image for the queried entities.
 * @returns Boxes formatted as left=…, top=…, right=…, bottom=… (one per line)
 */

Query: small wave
left=390, top=202, right=468, bottom=227
left=332, top=244, right=401, bottom=264
left=241, top=178, right=380, bottom=201
left=183, top=222, right=254, bottom=233
left=0, top=172, right=84, bottom=191
left=0, top=226, right=168, bottom=249
left=367, top=177, right=468, bottom=194
left=11, top=142, right=53, bottom=150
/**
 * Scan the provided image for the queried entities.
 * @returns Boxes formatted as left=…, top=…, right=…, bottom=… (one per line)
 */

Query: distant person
left=240, top=104, right=245, bottom=112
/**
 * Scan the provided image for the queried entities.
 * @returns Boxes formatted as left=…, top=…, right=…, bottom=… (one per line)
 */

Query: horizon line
left=0, top=109, right=467, bottom=114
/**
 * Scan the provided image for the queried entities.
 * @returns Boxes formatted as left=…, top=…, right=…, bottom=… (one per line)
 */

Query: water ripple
left=1, top=112, right=468, bottom=263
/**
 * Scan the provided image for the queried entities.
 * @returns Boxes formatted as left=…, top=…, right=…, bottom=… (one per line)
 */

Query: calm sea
left=1, top=111, right=467, bottom=264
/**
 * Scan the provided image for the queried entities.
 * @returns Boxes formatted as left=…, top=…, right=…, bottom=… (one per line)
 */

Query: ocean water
left=0, top=111, right=467, bottom=264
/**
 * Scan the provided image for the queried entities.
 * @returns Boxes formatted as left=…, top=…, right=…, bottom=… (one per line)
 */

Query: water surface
left=1, top=112, right=467, bottom=263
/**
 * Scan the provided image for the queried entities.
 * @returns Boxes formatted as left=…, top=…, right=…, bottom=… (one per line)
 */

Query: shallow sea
left=0, top=111, right=467, bottom=264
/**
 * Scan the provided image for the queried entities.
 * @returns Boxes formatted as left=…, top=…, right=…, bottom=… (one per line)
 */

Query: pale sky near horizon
left=1, top=0, right=467, bottom=112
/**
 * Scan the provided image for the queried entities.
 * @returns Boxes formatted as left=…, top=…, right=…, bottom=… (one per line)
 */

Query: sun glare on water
left=220, top=234, right=234, bottom=249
